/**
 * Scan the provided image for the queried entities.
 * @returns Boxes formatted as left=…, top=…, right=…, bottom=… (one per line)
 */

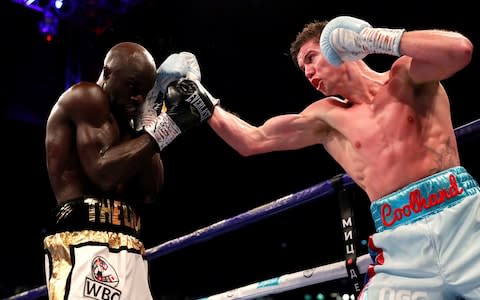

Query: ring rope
left=5, top=118, right=479, bottom=300
left=146, top=173, right=355, bottom=260
left=197, top=254, right=372, bottom=300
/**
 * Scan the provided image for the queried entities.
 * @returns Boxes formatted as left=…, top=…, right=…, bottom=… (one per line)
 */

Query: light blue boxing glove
left=320, top=16, right=405, bottom=66
left=155, top=51, right=219, bottom=110
left=157, top=52, right=201, bottom=94
left=135, top=52, right=202, bottom=131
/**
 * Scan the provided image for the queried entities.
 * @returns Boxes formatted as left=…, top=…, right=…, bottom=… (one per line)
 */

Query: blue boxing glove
left=154, top=51, right=219, bottom=113
left=157, top=52, right=201, bottom=94
left=135, top=52, right=202, bottom=131
left=156, top=51, right=219, bottom=116
left=320, top=16, right=405, bottom=66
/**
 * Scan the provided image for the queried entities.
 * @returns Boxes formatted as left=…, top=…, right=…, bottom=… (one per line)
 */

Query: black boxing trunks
left=44, top=197, right=153, bottom=300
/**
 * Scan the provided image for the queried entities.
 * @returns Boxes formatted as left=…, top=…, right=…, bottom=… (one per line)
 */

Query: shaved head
left=105, top=42, right=156, bottom=75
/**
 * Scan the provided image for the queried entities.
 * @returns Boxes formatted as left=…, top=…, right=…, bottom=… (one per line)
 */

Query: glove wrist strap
left=144, top=112, right=182, bottom=151
left=359, top=27, right=405, bottom=56
left=135, top=104, right=160, bottom=132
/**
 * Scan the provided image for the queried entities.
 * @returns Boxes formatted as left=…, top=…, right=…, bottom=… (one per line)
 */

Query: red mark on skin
left=355, top=141, right=362, bottom=149
left=408, top=116, right=414, bottom=123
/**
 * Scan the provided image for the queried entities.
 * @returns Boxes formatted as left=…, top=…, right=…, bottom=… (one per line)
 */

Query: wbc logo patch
left=84, top=256, right=122, bottom=300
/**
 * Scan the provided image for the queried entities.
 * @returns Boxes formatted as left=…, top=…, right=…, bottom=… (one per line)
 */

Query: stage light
left=53, top=0, right=77, bottom=18
left=12, top=0, right=45, bottom=12
left=38, top=9, right=58, bottom=40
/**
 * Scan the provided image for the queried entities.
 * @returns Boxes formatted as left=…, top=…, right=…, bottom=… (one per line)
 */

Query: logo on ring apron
left=83, top=256, right=122, bottom=300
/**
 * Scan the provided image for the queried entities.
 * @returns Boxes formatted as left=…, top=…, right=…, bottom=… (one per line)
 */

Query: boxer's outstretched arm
left=208, top=105, right=329, bottom=156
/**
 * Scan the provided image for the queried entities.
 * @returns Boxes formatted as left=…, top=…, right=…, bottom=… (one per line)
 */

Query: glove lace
left=359, top=27, right=405, bottom=56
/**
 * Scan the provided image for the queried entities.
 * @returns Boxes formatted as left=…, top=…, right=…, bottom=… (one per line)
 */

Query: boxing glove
left=135, top=52, right=202, bottom=131
left=320, top=16, right=405, bottom=66
left=143, top=78, right=219, bottom=150
left=157, top=52, right=201, bottom=95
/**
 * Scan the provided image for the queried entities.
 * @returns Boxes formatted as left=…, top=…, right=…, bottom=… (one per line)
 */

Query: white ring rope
left=197, top=254, right=372, bottom=300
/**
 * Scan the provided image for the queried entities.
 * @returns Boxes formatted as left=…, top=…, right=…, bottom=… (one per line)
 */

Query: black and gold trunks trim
left=50, top=197, right=141, bottom=237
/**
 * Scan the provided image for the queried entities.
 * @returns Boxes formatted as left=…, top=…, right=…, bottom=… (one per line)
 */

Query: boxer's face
left=297, top=39, right=340, bottom=95
left=109, top=66, right=155, bottom=122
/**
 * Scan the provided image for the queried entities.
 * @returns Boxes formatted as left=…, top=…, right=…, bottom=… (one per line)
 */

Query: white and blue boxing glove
left=135, top=52, right=202, bottom=131
left=157, top=52, right=201, bottom=94
left=156, top=51, right=219, bottom=112
left=320, top=16, right=405, bottom=66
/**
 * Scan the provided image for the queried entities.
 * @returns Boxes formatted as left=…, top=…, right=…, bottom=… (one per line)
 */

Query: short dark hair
left=289, top=20, right=328, bottom=68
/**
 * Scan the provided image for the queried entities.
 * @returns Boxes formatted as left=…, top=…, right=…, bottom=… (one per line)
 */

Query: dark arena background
left=2, top=0, right=479, bottom=299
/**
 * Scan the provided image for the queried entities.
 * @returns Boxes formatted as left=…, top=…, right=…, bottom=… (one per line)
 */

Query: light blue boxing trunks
left=359, top=166, right=480, bottom=300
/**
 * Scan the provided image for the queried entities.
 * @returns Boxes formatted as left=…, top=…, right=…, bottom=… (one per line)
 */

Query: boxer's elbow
left=456, top=37, right=473, bottom=68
